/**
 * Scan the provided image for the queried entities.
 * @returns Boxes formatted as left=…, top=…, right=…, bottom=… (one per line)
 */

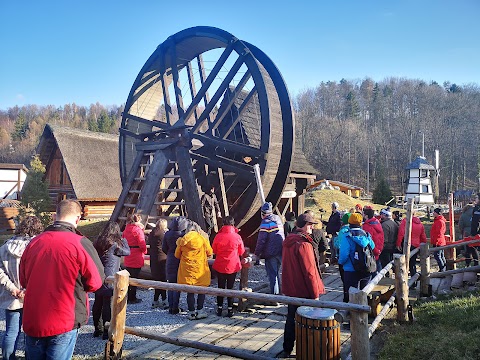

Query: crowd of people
left=2, top=193, right=479, bottom=359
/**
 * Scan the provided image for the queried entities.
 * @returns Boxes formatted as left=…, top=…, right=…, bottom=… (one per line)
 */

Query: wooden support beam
left=430, top=264, right=480, bottom=278
left=419, top=243, right=431, bottom=296
left=349, top=288, right=370, bottom=360
left=217, top=167, right=229, bottom=217
left=394, top=254, right=409, bottom=322
left=402, top=198, right=414, bottom=272
left=193, top=133, right=264, bottom=158
left=221, top=86, right=257, bottom=139
left=135, top=149, right=171, bottom=223
left=447, top=192, right=456, bottom=270
left=105, top=270, right=129, bottom=359
left=106, top=276, right=370, bottom=313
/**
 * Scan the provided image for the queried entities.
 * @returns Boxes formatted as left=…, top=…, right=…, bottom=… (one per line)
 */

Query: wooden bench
left=367, top=277, right=396, bottom=317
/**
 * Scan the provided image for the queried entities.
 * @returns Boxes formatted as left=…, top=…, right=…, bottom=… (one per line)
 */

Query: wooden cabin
left=309, top=179, right=363, bottom=198
left=36, top=124, right=122, bottom=218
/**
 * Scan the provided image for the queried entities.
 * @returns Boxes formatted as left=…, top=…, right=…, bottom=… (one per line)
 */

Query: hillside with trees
left=1, top=77, right=479, bottom=200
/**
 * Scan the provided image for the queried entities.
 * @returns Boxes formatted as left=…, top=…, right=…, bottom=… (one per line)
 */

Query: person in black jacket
left=93, top=221, right=130, bottom=339
left=471, top=194, right=480, bottom=237
left=323, top=202, right=342, bottom=262
left=149, top=219, right=169, bottom=309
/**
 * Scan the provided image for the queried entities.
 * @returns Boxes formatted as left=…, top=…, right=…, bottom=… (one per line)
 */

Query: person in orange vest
left=430, top=208, right=447, bottom=272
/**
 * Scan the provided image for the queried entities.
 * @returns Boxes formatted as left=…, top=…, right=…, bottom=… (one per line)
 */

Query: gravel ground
left=0, top=262, right=271, bottom=359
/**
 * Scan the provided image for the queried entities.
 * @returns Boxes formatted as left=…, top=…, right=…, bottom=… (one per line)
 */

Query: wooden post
left=394, top=254, right=409, bottom=322
left=447, top=193, right=456, bottom=270
left=402, top=198, right=414, bottom=273
left=217, top=167, right=229, bottom=217
left=419, top=243, right=431, bottom=296
left=349, top=288, right=370, bottom=360
left=105, top=270, right=129, bottom=360
left=237, top=247, right=250, bottom=312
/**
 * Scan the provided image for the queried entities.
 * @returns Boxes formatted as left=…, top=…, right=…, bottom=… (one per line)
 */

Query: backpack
left=348, top=230, right=376, bottom=273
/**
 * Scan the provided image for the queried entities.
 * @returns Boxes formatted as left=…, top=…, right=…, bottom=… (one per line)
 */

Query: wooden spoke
left=125, top=114, right=168, bottom=129
left=192, top=133, right=264, bottom=159
left=169, top=39, right=185, bottom=119
left=221, top=86, right=257, bottom=139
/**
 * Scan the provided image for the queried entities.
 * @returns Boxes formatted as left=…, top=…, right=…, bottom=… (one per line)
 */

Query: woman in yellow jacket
left=175, top=222, right=213, bottom=320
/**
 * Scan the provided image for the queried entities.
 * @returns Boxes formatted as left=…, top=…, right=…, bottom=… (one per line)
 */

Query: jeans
left=166, top=272, right=180, bottom=310
left=2, top=309, right=22, bottom=360
left=217, top=272, right=237, bottom=308
left=25, top=328, right=78, bottom=360
left=187, top=293, right=205, bottom=311
left=265, top=255, right=282, bottom=294
left=434, top=248, right=446, bottom=271
left=92, top=292, right=111, bottom=332
left=283, top=304, right=299, bottom=353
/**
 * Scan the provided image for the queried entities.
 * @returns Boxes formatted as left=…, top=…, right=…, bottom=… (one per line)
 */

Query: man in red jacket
left=430, top=207, right=447, bottom=272
left=281, top=213, right=325, bottom=356
left=20, top=200, right=104, bottom=359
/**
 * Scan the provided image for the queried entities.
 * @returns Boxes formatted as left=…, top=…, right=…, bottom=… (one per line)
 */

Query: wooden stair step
left=124, top=203, right=137, bottom=208
left=154, top=201, right=185, bottom=206
left=129, top=190, right=141, bottom=194
left=159, top=188, right=182, bottom=192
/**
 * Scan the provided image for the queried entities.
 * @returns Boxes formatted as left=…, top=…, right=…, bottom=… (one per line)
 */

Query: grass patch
left=77, top=218, right=108, bottom=241
left=379, top=291, right=480, bottom=360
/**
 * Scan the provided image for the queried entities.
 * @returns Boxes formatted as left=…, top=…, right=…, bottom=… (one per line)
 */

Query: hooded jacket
left=175, top=231, right=213, bottom=286
left=362, top=218, right=384, bottom=260
left=396, top=217, right=427, bottom=248
left=20, top=221, right=104, bottom=338
left=381, top=218, right=398, bottom=251
left=338, top=227, right=375, bottom=272
left=282, top=230, right=325, bottom=299
left=255, top=213, right=284, bottom=259
left=430, top=215, right=447, bottom=246
left=212, top=225, right=245, bottom=274
left=162, top=217, right=189, bottom=277
left=123, top=223, right=147, bottom=268
left=0, top=235, right=31, bottom=310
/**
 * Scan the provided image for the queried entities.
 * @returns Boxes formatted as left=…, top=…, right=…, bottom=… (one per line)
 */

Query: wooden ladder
left=110, top=136, right=205, bottom=230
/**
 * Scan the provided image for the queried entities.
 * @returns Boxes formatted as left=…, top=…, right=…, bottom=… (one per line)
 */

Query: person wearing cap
left=323, top=202, right=342, bottom=262
left=338, top=213, right=375, bottom=302
left=355, top=204, right=363, bottom=215
left=281, top=213, right=325, bottom=356
left=431, top=207, right=447, bottom=272
left=362, top=207, right=384, bottom=272
left=254, top=202, right=285, bottom=294
left=379, top=208, right=398, bottom=270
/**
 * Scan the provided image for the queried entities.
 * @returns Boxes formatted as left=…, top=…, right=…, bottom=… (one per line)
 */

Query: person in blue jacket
left=254, top=202, right=285, bottom=295
left=338, top=213, right=375, bottom=303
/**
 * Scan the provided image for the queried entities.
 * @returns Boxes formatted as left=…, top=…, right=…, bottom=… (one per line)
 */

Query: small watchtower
left=405, top=156, right=435, bottom=204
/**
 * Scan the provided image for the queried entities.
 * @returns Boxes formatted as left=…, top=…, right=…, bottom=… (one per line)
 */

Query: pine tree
left=372, top=177, right=393, bottom=205
left=20, top=155, right=52, bottom=226
left=12, top=113, right=29, bottom=141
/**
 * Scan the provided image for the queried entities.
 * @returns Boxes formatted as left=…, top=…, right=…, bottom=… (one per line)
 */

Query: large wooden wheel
left=119, top=26, right=294, bottom=236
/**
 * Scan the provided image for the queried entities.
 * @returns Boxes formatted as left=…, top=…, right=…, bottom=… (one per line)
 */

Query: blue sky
left=0, top=0, right=478, bottom=109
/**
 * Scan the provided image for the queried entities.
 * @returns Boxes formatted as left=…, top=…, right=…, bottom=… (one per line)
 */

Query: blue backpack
left=348, top=230, right=376, bottom=273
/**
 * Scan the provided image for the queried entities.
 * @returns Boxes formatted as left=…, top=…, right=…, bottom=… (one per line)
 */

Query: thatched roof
left=37, top=124, right=122, bottom=201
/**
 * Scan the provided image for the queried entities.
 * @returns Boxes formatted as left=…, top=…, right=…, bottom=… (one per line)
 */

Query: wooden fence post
left=447, top=193, right=456, bottom=270
left=419, top=243, right=431, bottom=297
left=105, top=269, right=129, bottom=360
left=349, top=288, right=370, bottom=360
left=394, top=254, right=409, bottom=322
left=402, top=198, right=414, bottom=272
left=237, top=247, right=250, bottom=312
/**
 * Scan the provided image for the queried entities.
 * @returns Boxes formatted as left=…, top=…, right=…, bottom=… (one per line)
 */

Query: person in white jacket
left=0, top=216, right=43, bottom=360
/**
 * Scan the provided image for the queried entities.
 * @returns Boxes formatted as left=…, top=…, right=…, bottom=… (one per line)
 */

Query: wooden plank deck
left=123, top=266, right=351, bottom=359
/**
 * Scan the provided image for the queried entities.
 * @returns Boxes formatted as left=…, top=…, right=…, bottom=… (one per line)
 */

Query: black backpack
left=348, top=230, right=377, bottom=273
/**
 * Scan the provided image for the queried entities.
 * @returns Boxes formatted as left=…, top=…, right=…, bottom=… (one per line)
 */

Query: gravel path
left=0, top=263, right=271, bottom=359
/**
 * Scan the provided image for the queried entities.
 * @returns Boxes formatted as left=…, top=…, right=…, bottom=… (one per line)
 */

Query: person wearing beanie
left=362, top=207, right=384, bottom=272
left=338, top=213, right=375, bottom=302
left=431, top=207, right=447, bottom=272
left=254, top=202, right=285, bottom=294
left=471, top=194, right=480, bottom=237
left=322, top=202, right=342, bottom=263
left=379, top=208, right=399, bottom=270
